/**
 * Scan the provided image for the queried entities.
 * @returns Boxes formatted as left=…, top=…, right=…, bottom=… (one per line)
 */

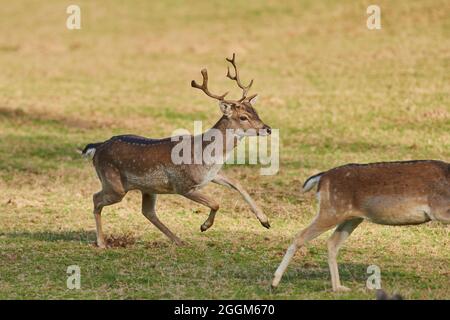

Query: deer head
left=191, top=53, right=271, bottom=136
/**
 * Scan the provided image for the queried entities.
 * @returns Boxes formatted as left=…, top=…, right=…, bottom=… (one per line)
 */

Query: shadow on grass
left=2, top=230, right=139, bottom=248
left=284, top=262, right=368, bottom=283
left=0, top=230, right=96, bottom=243
left=0, top=106, right=106, bottom=173
left=0, top=132, right=85, bottom=174
left=0, top=106, right=96, bottom=130
left=0, top=228, right=445, bottom=297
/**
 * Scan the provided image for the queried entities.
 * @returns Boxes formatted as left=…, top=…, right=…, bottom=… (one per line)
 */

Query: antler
left=191, top=69, right=229, bottom=101
left=226, top=53, right=256, bottom=101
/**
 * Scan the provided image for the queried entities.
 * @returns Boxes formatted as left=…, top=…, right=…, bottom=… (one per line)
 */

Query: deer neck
left=199, top=116, right=241, bottom=165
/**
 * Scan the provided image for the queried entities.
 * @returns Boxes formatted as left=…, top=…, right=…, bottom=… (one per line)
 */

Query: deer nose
left=263, top=125, right=272, bottom=135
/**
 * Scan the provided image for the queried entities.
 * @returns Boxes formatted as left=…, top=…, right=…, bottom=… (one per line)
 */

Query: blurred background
left=0, top=1, right=448, bottom=299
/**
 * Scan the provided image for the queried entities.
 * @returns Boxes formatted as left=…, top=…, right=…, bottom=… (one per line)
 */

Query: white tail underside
left=302, top=175, right=322, bottom=193
left=83, top=148, right=96, bottom=159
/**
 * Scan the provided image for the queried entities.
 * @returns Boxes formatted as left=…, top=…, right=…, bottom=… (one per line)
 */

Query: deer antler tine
left=191, top=68, right=229, bottom=101
left=225, top=52, right=235, bottom=63
left=201, top=68, right=208, bottom=80
left=226, top=66, right=236, bottom=81
left=225, top=53, right=254, bottom=100
left=239, top=93, right=257, bottom=102
left=190, top=80, right=201, bottom=89
left=246, top=79, right=254, bottom=92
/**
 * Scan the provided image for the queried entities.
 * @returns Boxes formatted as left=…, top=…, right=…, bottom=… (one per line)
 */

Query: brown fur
left=273, top=160, right=450, bottom=292
left=84, top=55, right=271, bottom=248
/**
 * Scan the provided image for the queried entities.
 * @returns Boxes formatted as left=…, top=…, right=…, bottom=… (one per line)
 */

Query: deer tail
left=80, top=142, right=103, bottom=159
left=302, top=172, right=324, bottom=193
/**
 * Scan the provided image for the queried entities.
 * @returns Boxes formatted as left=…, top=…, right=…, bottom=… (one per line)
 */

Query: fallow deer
left=272, top=160, right=450, bottom=292
left=82, top=54, right=271, bottom=248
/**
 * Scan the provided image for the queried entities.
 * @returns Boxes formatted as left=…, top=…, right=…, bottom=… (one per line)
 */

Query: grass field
left=0, top=0, right=449, bottom=299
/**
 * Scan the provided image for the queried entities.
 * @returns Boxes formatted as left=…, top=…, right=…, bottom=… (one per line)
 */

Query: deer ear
left=219, top=101, right=233, bottom=117
left=248, top=95, right=258, bottom=105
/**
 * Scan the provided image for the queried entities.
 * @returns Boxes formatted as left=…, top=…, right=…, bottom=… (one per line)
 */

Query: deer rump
left=272, top=159, right=449, bottom=292
left=303, top=160, right=450, bottom=225
left=82, top=135, right=168, bottom=158
left=82, top=134, right=223, bottom=194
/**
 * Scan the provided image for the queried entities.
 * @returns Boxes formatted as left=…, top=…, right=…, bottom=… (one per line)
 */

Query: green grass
left=0, top=0, right=449, bottom=299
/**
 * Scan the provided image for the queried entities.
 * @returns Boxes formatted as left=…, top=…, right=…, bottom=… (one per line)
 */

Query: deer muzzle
left=259, top=125, right=272, bottom=136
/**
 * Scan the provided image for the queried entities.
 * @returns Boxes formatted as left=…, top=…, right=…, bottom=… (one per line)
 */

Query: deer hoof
left=334, top=285, right=351, bottom=292
left=174, top=239, right=185, bottom=246
left=200, top=223, right=212, bottom=232
left=271, top=275, right=281, bottom=288
left=96, top=242, right=107, bottom=249
left=261, top=221, right=271, bottom=229
left=270, top=282, right=278, bottom=291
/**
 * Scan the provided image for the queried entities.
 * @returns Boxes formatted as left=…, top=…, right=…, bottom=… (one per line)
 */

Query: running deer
left=82, top=54, right=271, bottom=248
left=272, top=160, right=450, bottom=292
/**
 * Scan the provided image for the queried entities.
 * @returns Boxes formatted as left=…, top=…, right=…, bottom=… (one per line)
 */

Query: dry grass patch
left=0, top=0, right=448, bottom=299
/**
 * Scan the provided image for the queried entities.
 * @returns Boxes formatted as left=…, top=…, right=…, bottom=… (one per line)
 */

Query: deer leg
left=182, top=191, right=220, bottom=232
left=272, top=216, right=337, bottom=288
left=327, top=218, right=363, bottom=292
left=142, top=193, right=183, bottom=246
left=93, top=190, right=125, bottom=248
left=212, top=173, right=270, bottom=229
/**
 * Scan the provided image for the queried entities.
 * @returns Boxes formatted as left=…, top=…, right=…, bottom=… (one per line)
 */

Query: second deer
left=82, top=54, right=271, bottom=248
left=272, top=160, right=450, bottom=292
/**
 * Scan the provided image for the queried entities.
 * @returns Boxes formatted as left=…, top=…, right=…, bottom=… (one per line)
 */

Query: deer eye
left=239, top=116, right=248, bottom=121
